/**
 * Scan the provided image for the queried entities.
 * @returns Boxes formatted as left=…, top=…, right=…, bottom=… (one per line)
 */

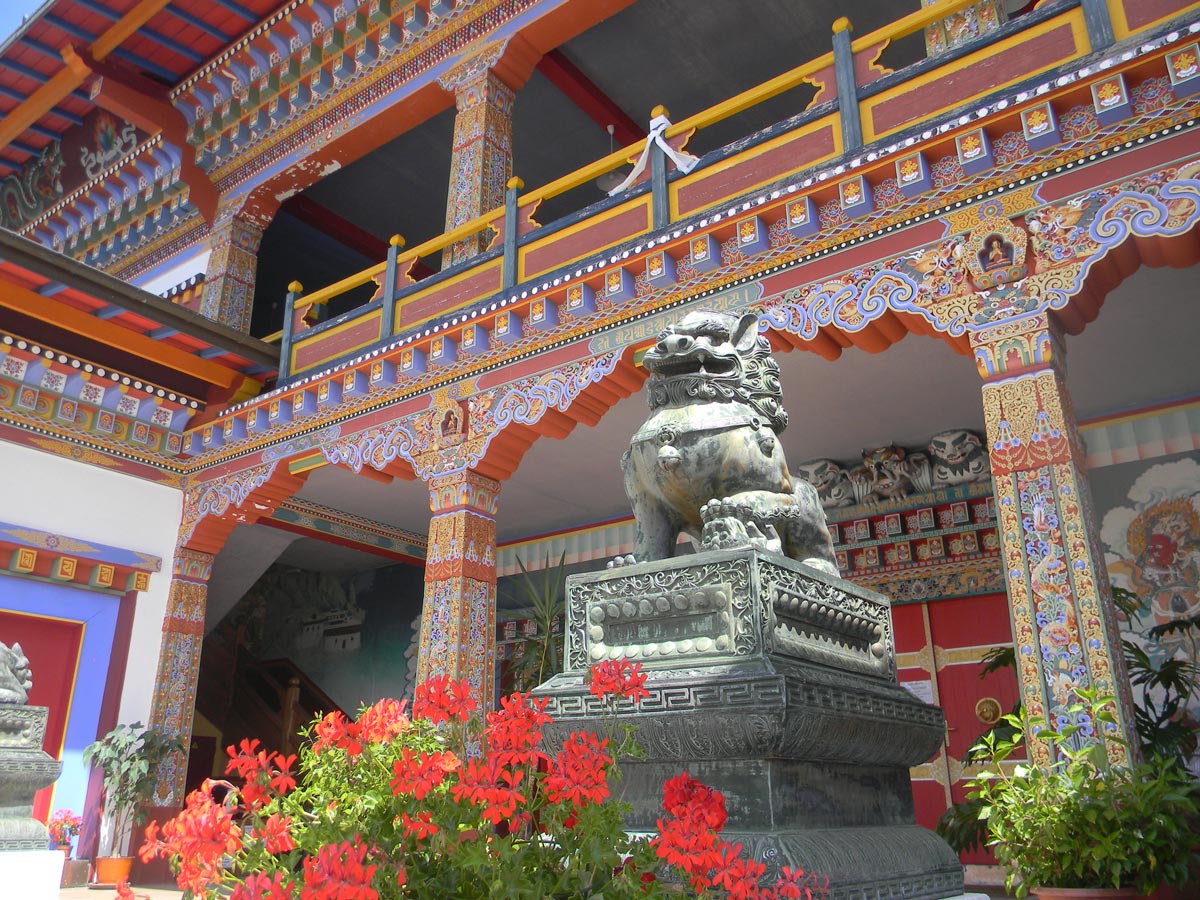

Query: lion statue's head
left=643, top=310, right=787, bottom=433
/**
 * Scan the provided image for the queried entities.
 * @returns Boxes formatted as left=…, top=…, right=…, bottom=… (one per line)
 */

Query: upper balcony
left=261, top=0, right=1196, bottom=399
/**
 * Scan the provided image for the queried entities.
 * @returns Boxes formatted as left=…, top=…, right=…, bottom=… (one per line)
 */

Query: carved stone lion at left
left=0, top=641, right=33, bottom=705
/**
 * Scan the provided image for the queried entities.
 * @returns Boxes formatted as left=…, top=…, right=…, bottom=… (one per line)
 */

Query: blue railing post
left=279, top=280, right=302, bottom=382
left=380, top=233, right=403, bottom=338
left=650, top=104, right=670, bottom=230
left=1080, top=0, right=1115, bottom=51
left=832, top=17, right=863, bottom=153
left=503, top=176, right=523, bottom=290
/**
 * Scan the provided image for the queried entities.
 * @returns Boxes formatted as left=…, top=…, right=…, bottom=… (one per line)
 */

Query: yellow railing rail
left=851, top=0, right=989, bottom=52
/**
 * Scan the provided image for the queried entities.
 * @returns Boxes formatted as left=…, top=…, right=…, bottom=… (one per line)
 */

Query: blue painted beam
left=166, top=4, right=231, bottom=43
left=28, top=123, right=62, bottom=141
left=149, top=326, right=180, bottom=339
left=37, top=282, right=67, bottom=296
left=95, top=306, right=126, bottom=319
left=110, top=48, right=180, bottom=83
left=211, top=0, right=258, bottom=23
left=11, top=140, right=41, bottom=155
left=198, top=346, right=227, bottom=359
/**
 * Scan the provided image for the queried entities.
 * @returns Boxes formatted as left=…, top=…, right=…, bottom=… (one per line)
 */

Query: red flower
left=312, top=711, right=364, bottom=757
left=269, top=753, right=298, bottom=795
left=661, top=771, right=726, bottom=831
left=356, top=697, right=411, bottom=743
left=390, top=748, right=459, bottom=799
left=450, top=757, right=526, bottom=824
left=138, top=821, right=162, bottom=863
left=232, top=871, right=296, bottom=900
left=300, top=839, right=378, bottom=900
left=400, top=811, right=439, bottom=841
left=226, top=738, right=274, bottom=809
left=413, top=675, right=477, bottom=725
left=256, top=813, right=297, bottom=854
left=484, top=692, right=552, bottom=766
left=543, top=731, right=612, bottom=808
left=588, top=659, right=649, bottom=704
left=155, top=779, right=243, bottom=895
left=712, top=844, right=765, bottom=899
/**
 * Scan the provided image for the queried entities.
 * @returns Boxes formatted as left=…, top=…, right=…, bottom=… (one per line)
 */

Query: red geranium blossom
left=141, top=779, right=243, bottom=896
left=588, top=658, right=650, bottom=704
left=400, top=811, right=439, bottom=841
left=301, top=839, right=378, bottom=900
left=413, top=674, right=477, bottom=725
left=256, top=813, right=297, bottom=854
left=451, top=757, right=526, bottom=824
left=231, top=871, right=296, bottom=900
left=356, top=697, right=411, bottom=743
left=484, top=691, right=552, bottom=766
left=543, top=731, right=612, bottom=808
left=390, top=748, right=460, bottom=800
left=312, top=711, right=364, bottom=757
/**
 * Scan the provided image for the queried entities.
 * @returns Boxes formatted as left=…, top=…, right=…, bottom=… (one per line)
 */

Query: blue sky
left=0, top=0, right=50, bottom=46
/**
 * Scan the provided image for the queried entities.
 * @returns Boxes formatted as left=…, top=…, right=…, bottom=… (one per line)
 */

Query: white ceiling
left=213, top=259, right=1200, bottom=590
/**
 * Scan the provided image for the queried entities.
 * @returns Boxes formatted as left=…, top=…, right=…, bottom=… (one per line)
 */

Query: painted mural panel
left=210, top=562, right=424, bottom=715
left=1092, top=450, right=1200, bottom=770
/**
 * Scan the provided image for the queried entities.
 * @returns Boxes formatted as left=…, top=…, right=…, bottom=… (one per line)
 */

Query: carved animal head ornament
left=643, top=311, right=788, bottom=433
left=0, top=641, right=33, bottom=705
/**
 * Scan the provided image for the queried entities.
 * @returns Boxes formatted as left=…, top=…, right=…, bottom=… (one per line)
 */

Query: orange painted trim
left=91, top=0, right=174, bottom=60
left=0, top=68, right=83, bottom=151
left=0, top=285, right=249, bottom=391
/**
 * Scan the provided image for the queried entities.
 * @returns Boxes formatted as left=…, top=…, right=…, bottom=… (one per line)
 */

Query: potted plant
left=83, top=722, right=185, bottom=885
left=967, top=693, right=1200, bottom=899
left=48, top=808, right=81, bottom=856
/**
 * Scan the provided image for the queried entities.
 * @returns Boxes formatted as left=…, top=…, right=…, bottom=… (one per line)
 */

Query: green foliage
left=82, top=722, right=185, bottom=856
left=966, top=694, right=1200, bottom=898
left=502, top=552, right=567, bottom=693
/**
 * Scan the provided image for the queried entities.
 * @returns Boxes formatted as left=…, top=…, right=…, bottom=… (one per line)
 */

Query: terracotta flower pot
left=93, top=855, right=134, bottom=886
left=1033, top=888, right=1144, bottom=900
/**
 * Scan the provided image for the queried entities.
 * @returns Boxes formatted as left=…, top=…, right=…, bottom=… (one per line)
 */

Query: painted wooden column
left=418, top=470, right=500, bottom=709
left=199, top=207, right=265, bottom=332
left=438, top=40, right=516, bottom=269
left=147, top=547, right=213, bottom=806
left=971, top=311, right=1137, bottom=766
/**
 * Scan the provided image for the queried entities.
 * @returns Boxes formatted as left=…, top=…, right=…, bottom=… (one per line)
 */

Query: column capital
left=437, top=33, right=540, bottom=97
left=173, top=547, right=214, bottom=583
left=970, top=311, right=1067, bottom=382
left=427, top=469, right=500, bottom=516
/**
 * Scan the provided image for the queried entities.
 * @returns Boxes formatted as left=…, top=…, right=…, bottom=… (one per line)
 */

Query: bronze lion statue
left=613, top=310, right=838, bottom=575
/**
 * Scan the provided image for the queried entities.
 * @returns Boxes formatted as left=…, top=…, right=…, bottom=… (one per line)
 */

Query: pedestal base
left=0, top=849, right=66, bottom=900
left=535, top=549, right=965, bottom=900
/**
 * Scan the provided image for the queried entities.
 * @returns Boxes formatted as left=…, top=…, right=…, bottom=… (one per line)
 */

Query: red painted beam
left=536, top=49, right=644, bottom=147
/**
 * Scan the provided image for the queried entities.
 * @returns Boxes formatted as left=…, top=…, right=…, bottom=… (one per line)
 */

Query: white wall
left=0, top=440, right=183, bottom=723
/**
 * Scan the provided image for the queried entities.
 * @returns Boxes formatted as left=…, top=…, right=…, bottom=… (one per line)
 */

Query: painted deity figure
left=0, top=641, right=32, bottom=704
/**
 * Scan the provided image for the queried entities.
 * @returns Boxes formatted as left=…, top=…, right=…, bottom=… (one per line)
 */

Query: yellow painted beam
left=0, top=69, right=85, bottom=153
left=92, top=0, right=175, bottom=60
left=0, top=284, right=257, bottom=391
left=0, top=0, right=173, bottom=149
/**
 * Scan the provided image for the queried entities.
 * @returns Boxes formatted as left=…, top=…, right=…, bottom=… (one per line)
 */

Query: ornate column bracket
left=972, top=312, right=1137, bottom=766
left=148, top=546, right=214, bottom=807
left=418, top=469, right=500, bottom=711
left=436, top=37, right=539, bottom=269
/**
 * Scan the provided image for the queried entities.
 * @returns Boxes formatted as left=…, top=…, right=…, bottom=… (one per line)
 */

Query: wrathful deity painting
left=1095, top=452, right=1200, bottom=766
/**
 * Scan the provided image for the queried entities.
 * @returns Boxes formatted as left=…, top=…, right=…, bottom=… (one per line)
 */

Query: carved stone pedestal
left=534, top=548, right=965, bottom=900
left=0, top=705, right=65, bottom=900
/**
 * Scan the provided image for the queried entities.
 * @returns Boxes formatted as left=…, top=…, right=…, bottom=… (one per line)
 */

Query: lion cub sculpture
left=613, top=310, right=838, bottom=575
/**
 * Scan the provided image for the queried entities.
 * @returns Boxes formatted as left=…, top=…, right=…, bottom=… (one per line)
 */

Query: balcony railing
left=269, top=0, right=1146, bottom=382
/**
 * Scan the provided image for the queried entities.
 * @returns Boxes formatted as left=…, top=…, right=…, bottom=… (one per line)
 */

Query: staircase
left=198, top=624, right=344, bottom=756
